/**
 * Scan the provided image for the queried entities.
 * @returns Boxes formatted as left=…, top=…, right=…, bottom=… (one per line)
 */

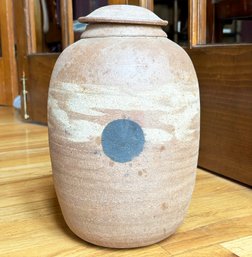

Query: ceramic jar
left=48, top=5, right=200, bottom=248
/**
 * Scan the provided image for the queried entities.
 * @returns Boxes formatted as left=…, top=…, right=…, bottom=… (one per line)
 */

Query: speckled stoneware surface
left=48, top=5, right=200, bottom=248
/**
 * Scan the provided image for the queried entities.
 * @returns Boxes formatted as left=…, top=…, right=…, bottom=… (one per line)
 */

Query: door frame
left=0, top=0, right=18, bottom=106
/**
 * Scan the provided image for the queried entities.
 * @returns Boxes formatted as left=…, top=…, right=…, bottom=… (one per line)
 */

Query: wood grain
left=187, top=45, right=252, bottom=186
left=27, top=54, right=59, bottom=123
left=0, top=106, right=251, bottom=256
left=0, top=58, right=5, bottom=102
left=0, top=0, right=18, bottom=105
left=189, top=0, right=207, bottom=47
left=60, top=0, right=74, bottom=49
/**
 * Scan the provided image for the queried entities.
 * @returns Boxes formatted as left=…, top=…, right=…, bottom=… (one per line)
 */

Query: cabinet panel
left=187, top=45, right=252, bottom=186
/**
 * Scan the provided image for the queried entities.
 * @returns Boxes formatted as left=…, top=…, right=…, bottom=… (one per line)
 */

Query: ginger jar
left=48, top=5, right=200, bottom=248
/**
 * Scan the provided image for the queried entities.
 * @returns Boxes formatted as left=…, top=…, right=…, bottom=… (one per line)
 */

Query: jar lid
left=78, top=5, right=168, bottom=27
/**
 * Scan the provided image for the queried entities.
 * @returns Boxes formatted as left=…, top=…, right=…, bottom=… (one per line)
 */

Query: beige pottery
left=48, top=5, right=200, bottom=248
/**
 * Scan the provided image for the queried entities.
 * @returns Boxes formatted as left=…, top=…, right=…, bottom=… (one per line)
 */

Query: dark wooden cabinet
left=187, top=45, right=252, bottom=186
left=187, top=0, right=252, bottom=186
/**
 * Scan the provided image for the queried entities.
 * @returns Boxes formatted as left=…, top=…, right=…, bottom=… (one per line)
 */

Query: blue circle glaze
left=101, top=119, right=145, bottom=163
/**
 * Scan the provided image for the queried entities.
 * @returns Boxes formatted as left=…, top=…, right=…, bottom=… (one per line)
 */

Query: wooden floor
left=0, top=107, right=252, bottom=257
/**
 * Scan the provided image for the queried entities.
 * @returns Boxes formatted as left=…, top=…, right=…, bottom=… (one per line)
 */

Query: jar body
left=48, top=36, right=200, bottom=248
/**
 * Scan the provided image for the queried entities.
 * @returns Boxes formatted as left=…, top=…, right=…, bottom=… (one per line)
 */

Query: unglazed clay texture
left=48, top=5, right=200, bottom=249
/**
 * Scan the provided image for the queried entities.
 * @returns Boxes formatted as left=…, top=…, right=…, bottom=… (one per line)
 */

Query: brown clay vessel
left=48, top=5, right=200, bottom=248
